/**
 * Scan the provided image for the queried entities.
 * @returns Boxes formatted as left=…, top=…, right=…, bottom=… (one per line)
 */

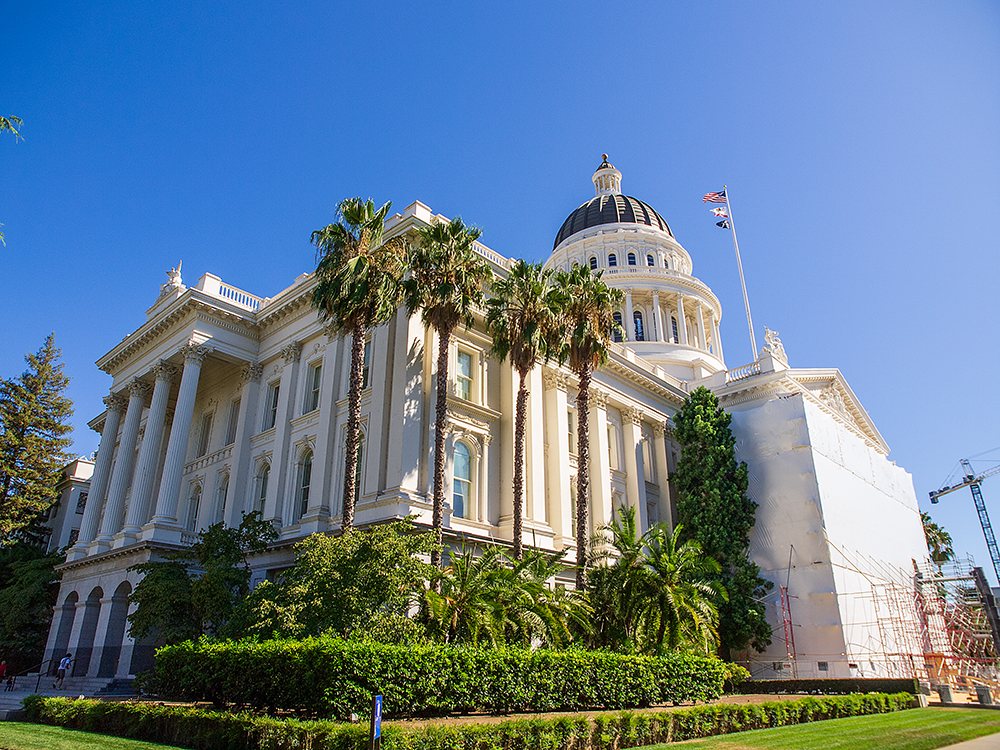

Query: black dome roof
left=553, top=194, right=672, bottom=250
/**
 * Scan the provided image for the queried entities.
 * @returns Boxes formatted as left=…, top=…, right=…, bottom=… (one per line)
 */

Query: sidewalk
left=939, top=734, right=1000, bottom=749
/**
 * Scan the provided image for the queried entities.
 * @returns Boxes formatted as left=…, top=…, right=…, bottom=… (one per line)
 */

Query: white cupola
left=592, top=154, right=622, bottom=196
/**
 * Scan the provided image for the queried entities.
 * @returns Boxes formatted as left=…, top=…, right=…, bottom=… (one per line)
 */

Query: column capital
left=652, top=420, right=669, bottom=438
left=127, top=377, right=152, bottom=398
left=103, top=393, right=128, bottom=414
left=241, top=361, right=264, bottom=384
left=152, top=360, right=178, bottom=382
left=180, top=342, right=212, bottom=365
left=623, top=405, right=644, bottom=426
left=280, top=341, right=302, bottom=364
left=590, top=388, right=609, bottom=410
left=543, top=370, right=572, bottom=392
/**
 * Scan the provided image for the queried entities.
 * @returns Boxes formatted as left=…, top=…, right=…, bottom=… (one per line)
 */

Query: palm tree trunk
left=431, top=326, right=452, bottom=579
left=341, top=322, right=366, bottom=532
left=575, top=365, right=592, bottom=589
left=513, top=369, right=529, bottom=560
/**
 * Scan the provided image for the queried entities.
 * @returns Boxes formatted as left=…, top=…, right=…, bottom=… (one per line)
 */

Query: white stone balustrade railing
left=184, top=444, right=234, bottom=475
left=193, top=273, right=264, bottom=312
left=726, top=361, right=761, bottom=383
left=473, top=241, right=512, bottom=271
left=180, top=531, right=199, bottom=546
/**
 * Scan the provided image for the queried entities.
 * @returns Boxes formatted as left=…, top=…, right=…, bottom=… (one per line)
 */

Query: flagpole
left=723, top=185, right=757, bottom=359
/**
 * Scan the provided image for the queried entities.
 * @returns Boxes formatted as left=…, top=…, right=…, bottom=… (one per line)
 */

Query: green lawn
left=646, top=707, right=1000, bottom=750
left=0, top=723, right=186, bottom=750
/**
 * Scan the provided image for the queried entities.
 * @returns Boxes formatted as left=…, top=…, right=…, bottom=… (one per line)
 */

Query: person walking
left=53, top=653, right=71, bottom=690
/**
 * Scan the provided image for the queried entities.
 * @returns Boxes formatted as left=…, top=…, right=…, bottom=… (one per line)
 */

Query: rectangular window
left=817, top=661, right=829, bottom=672
left=567, top=409, right=575, bottom=454
left=456, top=351, right=473, bottom=401
left=197, top=413, right=213, bottom=457
left=307, top=364, right=322, bottom=412
left=362, top=339, right=372, bottom=389
left=225, top=398, right=241, bottom=446
left=263, top=383, right=279, bottom=431
left=76, top=492, right=88, bottom=514
left=67, top=529, right=79, bottom=546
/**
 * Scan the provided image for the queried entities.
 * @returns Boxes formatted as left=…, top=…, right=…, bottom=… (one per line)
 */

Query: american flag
left=703, top=189, right=727, bottom=204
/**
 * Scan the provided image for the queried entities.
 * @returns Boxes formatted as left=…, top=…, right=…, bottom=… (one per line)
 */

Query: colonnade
left=620, top=289, right=722, bottom=360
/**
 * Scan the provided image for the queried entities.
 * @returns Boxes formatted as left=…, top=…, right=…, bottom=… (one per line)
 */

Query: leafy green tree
left=243, top=519, right=436, bottom=639
left=552, top=266, right=624, bottom=587
left=921, top=511, right=954, bottom=566
left=486, top=261, right=563, bottom=559
left=0, top=542, right=61, bottom=670
left=672, top=386, right=771, bottom=659
left=0, top=335, right=73, bottom=542
left=0, top=114, right=22, bottom=246
left=128, top=512, right=276, bottom=643
left=312, top=198, right=405, bottom=531
left=402, top=218, right=493, bottom=573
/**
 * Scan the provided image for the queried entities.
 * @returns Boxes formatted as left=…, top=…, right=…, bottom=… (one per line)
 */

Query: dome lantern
left=592, top=154, right=622, bottom=196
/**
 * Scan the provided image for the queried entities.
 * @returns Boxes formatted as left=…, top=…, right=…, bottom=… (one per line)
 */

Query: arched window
left=612, top=312, right=624, bottom=342
left=589, top=256, right=597, bottom=270
left=355, top=433, right=365, bottom=500
left=633, top=311, right=645, bottom=341
left=186, top=485, right=202, bottom=532
left=671, top=316, right=679, bottom=344
left=646, top=254, right=655, bottom=267
left=257, top=464, right=270, bottom=516
left=608, top=253, right=617, bottom=267
left=297, top=451, right=313, bottom=521
left=663, top=257, right=670, bottom=269
left=215, top=475, right=229, bottom=524
left=627, top=252, right=637, bottom=266
left=453, top=442, right=471, bottom=519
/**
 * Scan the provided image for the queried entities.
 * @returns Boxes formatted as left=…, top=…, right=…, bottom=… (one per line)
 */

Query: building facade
left=44, top=158, right=926, bottom=682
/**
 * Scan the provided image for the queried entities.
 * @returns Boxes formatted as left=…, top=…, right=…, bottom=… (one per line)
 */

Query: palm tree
left=640, top=523, right=723, bottom=654
left=311, top=198, right=405, bottom=531
left=422, top=545, right=511, bottom=645
left=921, top=511, right=955, bottom=567
left=1, top=115, right=21, bottom=247
left=403, top=217, right=493, bottom=574
left=552, top=265, right=624, bottom=588
left=486, top=261, right=563, bottom=559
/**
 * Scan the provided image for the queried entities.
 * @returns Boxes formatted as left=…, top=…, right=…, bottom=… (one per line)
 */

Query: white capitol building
left=44, top=157, right=927, bottom=684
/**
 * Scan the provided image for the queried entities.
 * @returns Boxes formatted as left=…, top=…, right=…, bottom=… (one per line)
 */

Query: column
left=588, top=388, right=613, bottom=532
left=710, top=311, right=724, bottom=363
left=302, top=340, right=337, bottom=530
left=117, top=362, right=176, bottom=544
left=543, top=370, right=572, bottom=546
left=497, top=359, right=516, bottom=538
left=624, top=290, right=635, bottom=342
left=696, top=304, right=707, bottom=352
left=92, top=378, right=149, bottom=552
left=384, top=310, right=426, bottom=504
left=652, top=293, right=664, bottom=343
left=652, top=422, right=673, bottom=530
left=224, top=362, right=263, bottom=527
left=145, top=343, right=211, bottom=542
left=676, top=297, right=689, bottom=345
left=524, top=365, right=547, bottom=527
left=621, top=406, right=649, bottom=531
left=478, top=433, right=491, bottom=524
left=68, top=394, right=126, bottom=561
left=263, top=341, right=301, bottom=528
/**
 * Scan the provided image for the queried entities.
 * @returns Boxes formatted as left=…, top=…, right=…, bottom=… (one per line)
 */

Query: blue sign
left=373, top=695, right=382, bottom=739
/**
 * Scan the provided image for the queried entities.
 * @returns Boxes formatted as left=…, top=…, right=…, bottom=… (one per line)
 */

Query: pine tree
left=0, top=335, right=74, bottom=541
left=673, top=386, right=771, bottom=659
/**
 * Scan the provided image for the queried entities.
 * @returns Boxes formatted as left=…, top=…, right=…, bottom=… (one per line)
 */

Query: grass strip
left=0, top=721, right=185, bottom=750
left=648, top=706, right=1000, bottom=749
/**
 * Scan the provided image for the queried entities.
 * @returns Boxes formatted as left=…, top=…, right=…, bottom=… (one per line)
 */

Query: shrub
left=150, top=637, right=728, bottom=718
left=21, top=693, right=916, bottom=750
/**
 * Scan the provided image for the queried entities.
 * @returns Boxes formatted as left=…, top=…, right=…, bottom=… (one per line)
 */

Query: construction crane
left=930, top=458, right=1000, bottom=583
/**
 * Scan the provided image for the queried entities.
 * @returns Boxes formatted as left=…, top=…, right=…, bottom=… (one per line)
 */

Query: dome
left=553, top=193, right=672, bottom=250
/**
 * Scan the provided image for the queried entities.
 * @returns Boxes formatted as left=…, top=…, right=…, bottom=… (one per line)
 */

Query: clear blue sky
left=3, top=2, right=999, bottom=578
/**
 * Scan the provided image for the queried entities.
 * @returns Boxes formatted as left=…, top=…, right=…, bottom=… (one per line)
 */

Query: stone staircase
left=0, top=675, right=134, bottom=719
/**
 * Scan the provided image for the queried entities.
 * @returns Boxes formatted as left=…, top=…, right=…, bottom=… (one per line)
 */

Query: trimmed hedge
left=738, top=678, right=919, bottom=696
left=21, top=693, right=917, bottom=750
left=151, top=638, right=728, bottom=718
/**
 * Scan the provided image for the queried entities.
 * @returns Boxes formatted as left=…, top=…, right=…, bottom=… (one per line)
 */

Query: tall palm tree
left=403, top=217, right=493, bottom=572
left=921, top=511, right=955, bottom=567
left=486, top=261, right=563, bottom=559
left=311, top=198, right=405, bottom=531
left=553, top=265, right=624, bottom=588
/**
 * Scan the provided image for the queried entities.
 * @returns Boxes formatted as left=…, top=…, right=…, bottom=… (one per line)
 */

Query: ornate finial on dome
left=592, top=154, right=621, bottom=196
